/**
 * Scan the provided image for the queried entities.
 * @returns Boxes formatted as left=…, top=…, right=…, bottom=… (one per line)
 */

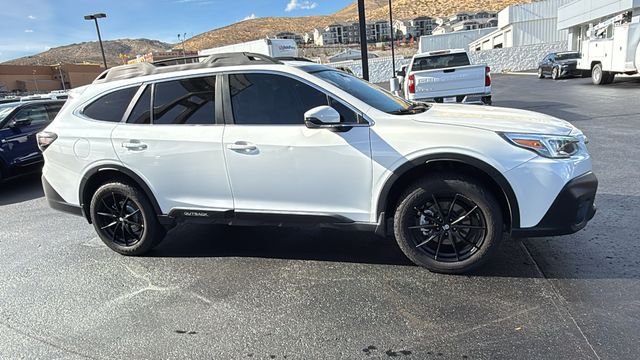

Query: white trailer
left=558, top=1, right=640, bottom=85
left=198, top=39, right=298, bottom=59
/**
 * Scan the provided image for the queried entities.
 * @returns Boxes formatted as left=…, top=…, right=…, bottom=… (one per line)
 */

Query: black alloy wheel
left=95, top=191, right=145, bottom=247
left=393, top=174, right=503, bottom=274
left=409, top=193, right=486, bottom=262
left=90, top=182, right=165, bottom=255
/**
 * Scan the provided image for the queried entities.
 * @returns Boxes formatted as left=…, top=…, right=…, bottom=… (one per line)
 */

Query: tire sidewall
left=90, top=182, right=163, bottom=255
left=552, top=67, right=559, bottom=80
left=592, top=64, right=603, bottom=84
left=393, top=175, right=503, bottom=274
left=538, top=67, right=544, bottom=78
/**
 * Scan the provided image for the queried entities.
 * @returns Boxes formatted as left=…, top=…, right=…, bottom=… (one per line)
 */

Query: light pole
left=32, top=70, right=39, bottom=92
left=178, top=32, right=187, bottom=64
left=388, top=0, right=400, bottom=95
left=56, top=64, right=66, bottom=91
left=357, top=0, right=369, bottom=81
left=84, top=13, right=108, bottom=69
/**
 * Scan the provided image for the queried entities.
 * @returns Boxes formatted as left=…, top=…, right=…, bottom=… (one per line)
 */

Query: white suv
left=39, top=53, right=597, bottom=274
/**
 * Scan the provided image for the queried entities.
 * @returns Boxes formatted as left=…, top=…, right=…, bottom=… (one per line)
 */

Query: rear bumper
left=512, top=172, right=597, bottom=237
left=42, top=176, right=83, bottom=217
left=413, top=93, right=492, bottom=105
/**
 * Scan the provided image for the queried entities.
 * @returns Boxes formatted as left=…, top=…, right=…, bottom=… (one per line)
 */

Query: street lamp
left=388, top=0, right=400, bottom=95
left=357, top=0, right=369, bottom=81
left=84, top=13, right=108, bottom=69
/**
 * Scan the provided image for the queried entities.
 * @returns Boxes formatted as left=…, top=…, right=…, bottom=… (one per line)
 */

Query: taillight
left=408, top=74, right=415, bottom=94
left=37, top=132, right=57, bottom=151
left=485, top=66, right=491, bottom=86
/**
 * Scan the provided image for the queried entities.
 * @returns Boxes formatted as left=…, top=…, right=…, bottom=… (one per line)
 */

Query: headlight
left=500, top=133, right=580, bottom=158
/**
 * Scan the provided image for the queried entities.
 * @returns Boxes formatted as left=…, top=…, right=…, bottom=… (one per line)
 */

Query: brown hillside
left=4, top=39, right=172, bottom=67
left=184, top=0, right=530, bottom=50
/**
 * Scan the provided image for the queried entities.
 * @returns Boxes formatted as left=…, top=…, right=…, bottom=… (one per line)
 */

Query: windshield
left=0, top=103, right=18, bottom=123
left=555, top=52, right=580, bottom=61
left=310, top=69, right=424, bottom=115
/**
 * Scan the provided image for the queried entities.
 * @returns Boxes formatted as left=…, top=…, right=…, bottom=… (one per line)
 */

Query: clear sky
left=0, top=0, right=353, bottom=62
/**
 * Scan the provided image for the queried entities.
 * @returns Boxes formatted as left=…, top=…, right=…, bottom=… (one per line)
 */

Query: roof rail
left=92, top=52, right=283, bottom=84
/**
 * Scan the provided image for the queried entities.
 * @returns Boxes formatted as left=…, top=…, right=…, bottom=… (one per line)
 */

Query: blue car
left=0, top=100, right=65, bottom=182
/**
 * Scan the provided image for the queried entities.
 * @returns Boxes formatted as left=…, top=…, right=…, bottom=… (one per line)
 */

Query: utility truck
left=577, top=11, right=640, bottom=85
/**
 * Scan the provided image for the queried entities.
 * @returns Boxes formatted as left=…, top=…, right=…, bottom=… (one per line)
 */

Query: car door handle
left=227, top=142, right=257, bottom=152
left=122, top=140, right=148, bottom=151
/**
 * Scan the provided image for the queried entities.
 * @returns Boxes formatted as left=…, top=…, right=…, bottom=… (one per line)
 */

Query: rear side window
left=83, top=87, right=138, bottom=122
left=412, top=53, right=471, bottom=71
left=127, top=86, right=151, bottom=124
left=153, top=76, right=216, bottom=125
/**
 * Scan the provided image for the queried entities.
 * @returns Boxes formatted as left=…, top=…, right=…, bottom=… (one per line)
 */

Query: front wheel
left=90, top=182, right=165, bottom=255
left=393, top=174, right=503, bottom=274
left=592, top=63, right=604, bottom=85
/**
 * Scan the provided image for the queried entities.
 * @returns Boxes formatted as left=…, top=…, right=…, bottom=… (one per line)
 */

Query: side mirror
left=304, top=106, right=341, bottom=128
left=10, top=118, right=31, bottom=128
left=396, top=69, right=406, bottom=78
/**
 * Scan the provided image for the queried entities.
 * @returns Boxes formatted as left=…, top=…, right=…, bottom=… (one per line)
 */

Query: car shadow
left=0, top=173, right=44, bottom=206
left=150, top=223, right=544, bottom=278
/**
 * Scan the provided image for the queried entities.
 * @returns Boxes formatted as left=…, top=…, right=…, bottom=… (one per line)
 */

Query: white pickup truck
left=398, top=49, right=492, bottom=105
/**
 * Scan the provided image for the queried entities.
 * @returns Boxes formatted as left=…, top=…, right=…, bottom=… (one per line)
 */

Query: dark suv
left=538, top=52, right=582, bottom=80
left=0, top=100, right=65, bottom=182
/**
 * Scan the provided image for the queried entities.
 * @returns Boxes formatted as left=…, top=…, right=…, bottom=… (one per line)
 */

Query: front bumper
left=512, top=172, right=597, bottom=237
left=560, top=64, right=581, bottom=77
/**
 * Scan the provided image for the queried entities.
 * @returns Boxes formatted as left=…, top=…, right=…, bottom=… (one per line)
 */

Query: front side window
left=153, top=76, right=216, bottom=125
left=84, top=87, right=138, bottom=122
left=13, top=104, right=50, bottom=125
left=230, top=73, right=358, bottom=125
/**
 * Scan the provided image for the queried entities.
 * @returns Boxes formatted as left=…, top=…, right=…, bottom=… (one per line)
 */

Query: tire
left=90, top=182, right=165, bottom=255
left=537, top=67, right=545, bottom=79
left=393, top=174, right=503, bottom=274
left=603, top=72, right=615, bottom=84
left=592, top=63, right=604, bottom=85
left=551, top=67, right=560, bottom=80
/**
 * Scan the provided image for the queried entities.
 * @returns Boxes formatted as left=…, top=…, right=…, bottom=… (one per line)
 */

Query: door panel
left=111, top=76, right=233, bottom=213
left=223, top=125, right=372, bottom=221
left=0, top=104, right=50, bottom=174
left=222, top=72, right=373, bottom=222
left=111, top=125, right=232, bottom=213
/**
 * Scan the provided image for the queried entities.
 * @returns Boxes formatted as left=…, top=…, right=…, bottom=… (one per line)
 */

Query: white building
left=469, top=0, right=574, bottom=51
left=558, top=0, right=640, bottom=51
left=432, top=12, right=498, bottom=35
left=419, top=28, right=496, bottom=53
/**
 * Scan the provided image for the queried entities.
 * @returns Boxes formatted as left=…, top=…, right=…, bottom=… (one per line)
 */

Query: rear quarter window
left=83, top=87, right=138, bottom=122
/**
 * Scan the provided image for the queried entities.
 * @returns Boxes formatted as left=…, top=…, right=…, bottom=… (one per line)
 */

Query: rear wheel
left=537, top=67, right=545, bottom=79
left=90, top=182, right=165, bottom=255
left=603, top=72, right=615, bottom=84
left=393, top=174, right=503, bottom=274
left=551, top=67, right=560, bottom=80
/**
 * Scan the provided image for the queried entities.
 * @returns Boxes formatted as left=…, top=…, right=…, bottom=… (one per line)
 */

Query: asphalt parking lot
left=1, top=74, right=640, bottom=360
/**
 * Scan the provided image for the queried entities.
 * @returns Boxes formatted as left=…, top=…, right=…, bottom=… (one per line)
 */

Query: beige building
left=0, top=63, right=103, bottom=92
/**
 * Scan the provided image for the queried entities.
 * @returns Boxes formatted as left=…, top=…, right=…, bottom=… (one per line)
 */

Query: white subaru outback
left=39, top=53, right=597, bottom=274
